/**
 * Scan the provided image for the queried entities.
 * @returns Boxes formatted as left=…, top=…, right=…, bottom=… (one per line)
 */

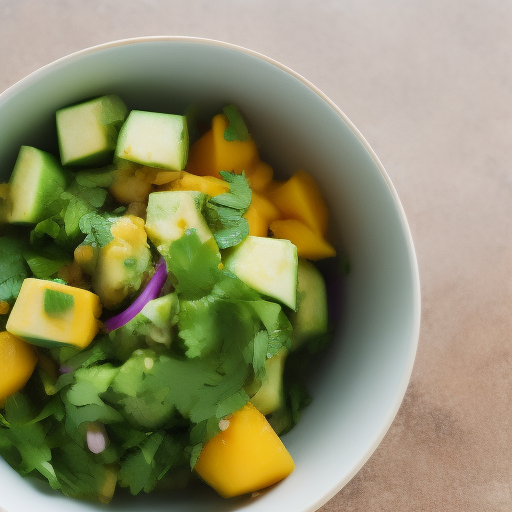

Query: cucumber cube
left=8, top=146, right=69, bottom=224
left=145, top=191, right=217, bottom=255
left=116, top=110, right=189, bottom=170
left=224, top=236, right=298, bottom=310
left=56, top=94, right=128, bottom=166
left=289, top=259, right=329, bottom=351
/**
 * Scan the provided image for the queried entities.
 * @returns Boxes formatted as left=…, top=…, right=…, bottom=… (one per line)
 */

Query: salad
left=0, top=96, right=338, bottom=502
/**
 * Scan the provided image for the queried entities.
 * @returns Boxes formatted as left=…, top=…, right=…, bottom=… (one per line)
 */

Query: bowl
left=0, top=37, right=420, bottom=512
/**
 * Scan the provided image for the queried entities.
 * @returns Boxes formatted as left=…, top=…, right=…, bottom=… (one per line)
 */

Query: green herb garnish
left=223, top=104, right=250, bottom=141
left=79, top=212, right=114, bottom=248
left=0, top=236, right=30, bottom=303
left=43, top=288, right=75, bottom=316
left=204, top=171, right=252, bottom=249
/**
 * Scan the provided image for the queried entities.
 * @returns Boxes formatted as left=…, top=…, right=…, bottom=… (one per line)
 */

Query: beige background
left=0, top=1, right=511, bottom=510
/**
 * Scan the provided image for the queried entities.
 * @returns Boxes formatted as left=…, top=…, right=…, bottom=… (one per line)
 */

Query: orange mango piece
left=268, top=170, right=329, bottom=236
left=186, top=114, right=259, bottom=178
left=0, top=331, right=38, bottom=406
left=245, top=161, right=274, bottom=192
left=194, top=402, right=295, bottom=498
left=270, top=219, right=336, bottom=261
left=135, top=166, right=182, bottom=186
left=244, top=191, right=281, bottom=237
left=160, top=171, right=230, bottom=197
left=109, top=166, right=153, bottom=204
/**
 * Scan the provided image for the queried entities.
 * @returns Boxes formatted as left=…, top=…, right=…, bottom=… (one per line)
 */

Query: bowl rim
left=0, top=35, right=421, bottom=512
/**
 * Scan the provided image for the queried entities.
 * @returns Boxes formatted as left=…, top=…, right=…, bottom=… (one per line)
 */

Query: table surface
left=0, top=1, right=510, bottom=511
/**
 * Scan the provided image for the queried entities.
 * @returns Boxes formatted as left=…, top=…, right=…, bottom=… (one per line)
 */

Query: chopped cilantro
left=79, top=212, right=114, bottom=248
left=165, top=229, right=222, bottom=300
left=43, top=288, right=75, bottom=316
left=223, top=104, right=250, bottom=141
left=23, top=245, right=71, bottom=279
left=204, top=171, right=252, bottom=249
left=0, top=236, right=30, bottom=303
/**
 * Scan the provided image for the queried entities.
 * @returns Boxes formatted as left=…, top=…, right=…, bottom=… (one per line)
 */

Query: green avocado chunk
left=56, top=94, right=128, bottom=166
left=289, top=258, right=329, bottom=351
left=115, top=110, right=189, bottom=170
left=224, top=235, right=298, bottom=310
left=8, top=146, right=69, bottom=224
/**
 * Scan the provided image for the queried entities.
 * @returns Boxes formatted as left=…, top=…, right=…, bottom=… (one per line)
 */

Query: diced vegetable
left=56, top=95, right=128, bottom=166
left=194, top=402, right=295, bottom=498
left=0, top=331, right=38, bottom=406
left=116, top=110, right=189, bottom=170
left=269, top=218, right=336, bottom=260
left=145, top=191, right=218, bottom=255
left=268, top=169, right=330, bottom=235
left=103, top=258, right=168, bottom=332
left=224, top=235, right=298, bottom=310
left=185, top=111, right=259, bottom=178
left=160, top=170, right=230, bottom=197
left=289, top=259, right=329, bottom=351
left=76, top=214, right=153, bottom=309
left=8, top=146, right=69, bottom=224
left=243, top=191, right=281, bottom=237
left=6, top=278, right=102, bottom=349
left=244, top=160, right=274, bottom=192
left=248, top=348, right=288, bottom=415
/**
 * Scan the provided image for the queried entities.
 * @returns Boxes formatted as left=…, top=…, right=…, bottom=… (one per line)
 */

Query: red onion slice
left=103, top=258, right=168, bottom=332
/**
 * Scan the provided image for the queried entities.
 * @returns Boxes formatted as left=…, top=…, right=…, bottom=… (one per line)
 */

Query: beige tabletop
left=1, top=1, right=511, bottom=511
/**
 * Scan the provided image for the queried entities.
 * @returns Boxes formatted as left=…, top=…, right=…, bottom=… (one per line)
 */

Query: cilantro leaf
left=204, top=171, right=252, bottom=250
left=44, top=288, right=74, bottom=316
left=248, top=300, right=293, bottom=357
left=0, top=394, right=60, bottom=490
left=165, top=229, right=222, bottom=300
left=0, top=236, right=30, bottom=303
left=223, top=104, right=250, bottom=141
left=79, top=212, right=114, bottom=248
left=23, top=245, right=71, bottom=279
left=210, top=172, right=252, bottom=210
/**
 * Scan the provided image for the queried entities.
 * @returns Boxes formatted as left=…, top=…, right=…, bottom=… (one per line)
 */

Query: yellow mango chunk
left=93, top=215, right=152, bottom=309
left=109, top=165, right=153, bottom=204
left=243, top=192, right=281, bottom=237
left=270, top=219, right=336, bottom=261
left=195, top=402, right=295, bottom=498
left=268, top=170, right=329, bottom=235
left=160, top=171, right=230, bottom=197
left=245, top=161, right=274, bottom=192
left=134, top=166, right=182, bottom=185
left=186, top=114, right=259, bottom=178
left=0, top=331, right=37, bottom=406
left=6, top=278, right=102, bottom=349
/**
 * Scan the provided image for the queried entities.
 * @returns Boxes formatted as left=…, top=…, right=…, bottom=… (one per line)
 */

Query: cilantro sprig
left=204, top=171, right=252, bottom=249
left=222, top=104, right=250, bottom=142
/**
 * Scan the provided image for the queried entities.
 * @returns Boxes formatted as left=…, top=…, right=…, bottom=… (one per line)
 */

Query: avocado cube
left=115, top=110, right=189, bottom=170
left=56, top=95, right=128, bottom=166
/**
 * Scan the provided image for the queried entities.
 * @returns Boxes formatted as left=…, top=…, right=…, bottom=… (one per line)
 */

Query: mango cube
left=268, top=170, right=329, bottom=236
left=186, top=114, right=259, bottom=178
left=243, top=191, right=281, bottom=237
left=194, top=402, right=295, bottom=498
left=245, top=161, right=274, bottom=192
left=0, top=331, right=37, bottom=406
left=270, top=219, right=336, bottom=261
left=6, top=278, right=102, bottom=349
left=160, top=170, right=230, bottom=197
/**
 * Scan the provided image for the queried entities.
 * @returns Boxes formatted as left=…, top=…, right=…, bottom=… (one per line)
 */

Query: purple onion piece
left=86, top=422, right=108, bottom=454
left=103, top=258, right=168, bottom=332
left=59, top=365, right=73, bottom=374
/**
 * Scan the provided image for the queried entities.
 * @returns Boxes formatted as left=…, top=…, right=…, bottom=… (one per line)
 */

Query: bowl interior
left=0, top=38, right=420, bottom=512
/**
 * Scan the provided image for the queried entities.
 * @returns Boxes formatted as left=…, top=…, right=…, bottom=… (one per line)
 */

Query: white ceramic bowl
left=0, top=37, right=420, bottom=512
